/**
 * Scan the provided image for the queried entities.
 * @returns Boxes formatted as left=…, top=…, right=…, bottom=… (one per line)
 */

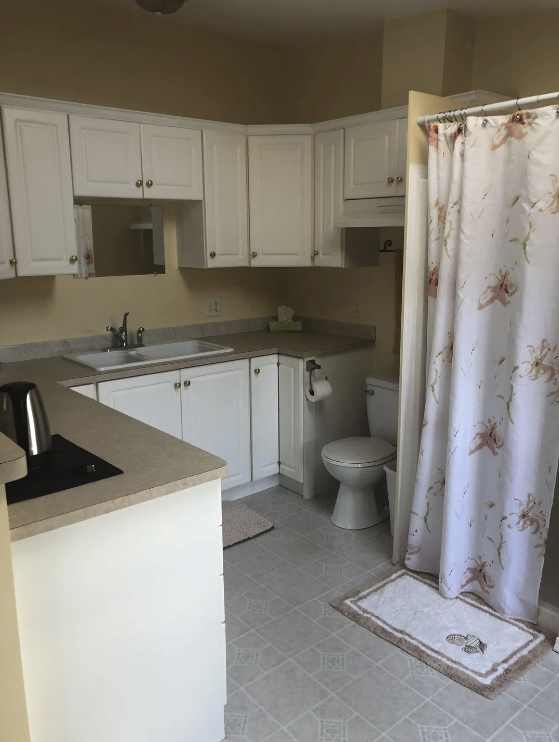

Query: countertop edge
left=0, top=434, right=27, bottom=486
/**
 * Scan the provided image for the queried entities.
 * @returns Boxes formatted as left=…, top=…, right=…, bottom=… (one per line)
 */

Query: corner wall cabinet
left=0, top=122, right=15, bottom=280
left=2, top=107, right=78, bottom=277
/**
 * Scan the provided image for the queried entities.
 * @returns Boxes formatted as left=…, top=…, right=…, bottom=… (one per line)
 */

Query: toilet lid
left=322, top=437, right=396, bottom=465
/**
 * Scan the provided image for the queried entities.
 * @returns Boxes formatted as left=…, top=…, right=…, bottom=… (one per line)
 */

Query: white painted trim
left=394, top=163, right=428, bottom=564
left=221, top=474, right=280, bottom=501
left=247, top=124, right=314, bottom=136
left=313, top=105, right=409, bottom=133
left=538, top=600, right=559, bottom=635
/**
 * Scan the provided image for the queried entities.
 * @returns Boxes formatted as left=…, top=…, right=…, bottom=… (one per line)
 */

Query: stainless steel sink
left=64, top=340, right=234, bottom=372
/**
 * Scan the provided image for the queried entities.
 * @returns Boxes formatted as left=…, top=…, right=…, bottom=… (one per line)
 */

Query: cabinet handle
left=251, top=252, right=258, bottom=259
left=184, top=380, right=191, bottom=387
left=9, top=258, right=17, bottom=267
left=146, top=180, right=153, bottom=188
left=69, top=255, right=78, bottom=264
left=396, top=176, right=403, bottom=184
left=209, top=251, right=216, bottom=259
left=312, top=251, right=319, bottom=257
left=136, top=179, right=143, bottom=188
left=174, top=382, right=181, bottom=389
left=254, top=368, right=260, bottom=375
left=387, top=177, right=394, bottom=185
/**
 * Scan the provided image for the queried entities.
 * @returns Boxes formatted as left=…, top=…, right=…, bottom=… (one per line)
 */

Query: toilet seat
left=322, top=436, right=396, bottom=468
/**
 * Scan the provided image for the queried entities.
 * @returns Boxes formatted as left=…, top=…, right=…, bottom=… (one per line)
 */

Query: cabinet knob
left=184, top=380, right=191, bottom=387
left=209, top=251, right=216, bottom=259
left=396, top=176, right=403, bottom=184
left=146, top=180, right=153, bottom=188
left=174, top=382, right=181, bottom=389
left=136, top=179, right=143, bottom=188
left=9, top=257, right=17, bottom=267
left=251, top=252, right=258, bottom=259
left=69, top=255, right=78, bottom=264
left=387, top=177, right=394, bottom=185
left=312, top=251, right=319, bottom=257
left=254, top=368, right=260, bottom=375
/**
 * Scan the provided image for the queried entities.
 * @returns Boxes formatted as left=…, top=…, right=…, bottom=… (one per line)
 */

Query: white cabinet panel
left=203, top=130, right=248, bottom=267
left=181, top=360, right=250, bottom=490
left=344, top=119, right=399, bottom=199
left=70, top=384, right=97, bottom=400
left=0, top=123, right=15, bottom=280
left=98, top=371, right=182, bottom=438
left=70, top=116, right=143, bottom=198
left=141, top=124, right=203, bottom=200
left=396, top=118, right=408, bottom=196
left=278, top=355, right=304, bottom=483
left=250, top=355, right=279, bottom=480
left=2, top=107, right=78, bottom=276
left=314, top=129, right=344, bottom=268
left=248, top=135, right=312, bottom=267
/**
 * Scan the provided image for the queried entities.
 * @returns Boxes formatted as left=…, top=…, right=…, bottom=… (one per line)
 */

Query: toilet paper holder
left=306, top=359, right=321, bottom=395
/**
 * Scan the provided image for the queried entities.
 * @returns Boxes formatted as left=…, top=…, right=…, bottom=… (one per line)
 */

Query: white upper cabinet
left=141, top=124, right=202, bottom=200
left=0, top=123, right=15, bottom=280
left=314, top=129, right=344, bottom=268
left=202, top=130, right=248, bottom=267
left=248, top=135, right=312, bottom=267
left=70, top=116, right=143, bottom=198
left=344, top=119, right=400, bottom=200
left=2, top=107, right=78, bottom=277
left=70, top=116, right=203, bottom=200
left=396, top=118, right=408, bottom=196
left=250, top=355, right=279, bottom=481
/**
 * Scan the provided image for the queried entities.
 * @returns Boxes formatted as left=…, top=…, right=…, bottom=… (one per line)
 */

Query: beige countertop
left=0, top=330, right=372, bottom=541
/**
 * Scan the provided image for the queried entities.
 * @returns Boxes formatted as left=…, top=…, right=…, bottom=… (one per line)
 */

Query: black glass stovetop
left=6, top=434, right=123, bottom=505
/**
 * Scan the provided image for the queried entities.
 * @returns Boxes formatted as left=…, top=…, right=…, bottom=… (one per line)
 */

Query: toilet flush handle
left=364, top=389, right=375, bottom=396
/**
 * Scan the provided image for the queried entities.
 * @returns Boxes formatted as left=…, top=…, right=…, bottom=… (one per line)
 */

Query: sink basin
left=64, top=340, right=234, bottom=372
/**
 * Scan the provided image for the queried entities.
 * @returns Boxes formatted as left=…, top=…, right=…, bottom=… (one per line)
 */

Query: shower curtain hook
left=516, top=98, right=522, bottom=111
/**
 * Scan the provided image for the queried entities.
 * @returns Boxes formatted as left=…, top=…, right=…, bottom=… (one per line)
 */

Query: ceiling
left=95, top=0, right=559, bottom=47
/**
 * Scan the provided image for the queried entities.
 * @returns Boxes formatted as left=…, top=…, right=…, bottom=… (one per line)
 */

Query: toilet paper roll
left=305, top=379, right=333, bottom=402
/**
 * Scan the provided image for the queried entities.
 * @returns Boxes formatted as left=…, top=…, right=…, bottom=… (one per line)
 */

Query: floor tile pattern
left=223, top=486, right=559, bottom=742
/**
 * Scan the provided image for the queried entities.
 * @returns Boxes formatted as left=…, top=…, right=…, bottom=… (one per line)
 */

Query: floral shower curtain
left=406, top=106, right=559, bottom=622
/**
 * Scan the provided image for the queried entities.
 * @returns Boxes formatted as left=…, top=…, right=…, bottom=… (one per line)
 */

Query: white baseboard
left=538, top=600, right=559, bottom=636
left=222, top=475, right=280, bottom=502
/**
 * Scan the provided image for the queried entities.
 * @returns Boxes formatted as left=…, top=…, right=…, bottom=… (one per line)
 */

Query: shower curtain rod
left=417, top=91, right=559, bottom=126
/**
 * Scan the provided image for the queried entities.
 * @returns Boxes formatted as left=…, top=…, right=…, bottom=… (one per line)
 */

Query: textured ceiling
left=94, top=0, right=559, bottom=46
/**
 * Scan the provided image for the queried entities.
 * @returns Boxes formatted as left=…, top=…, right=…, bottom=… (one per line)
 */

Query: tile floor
left=223, top=485, right=559, bottom=742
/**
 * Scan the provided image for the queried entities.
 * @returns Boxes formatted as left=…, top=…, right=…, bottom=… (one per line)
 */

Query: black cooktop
left=6, top=434, right=123, bottom=505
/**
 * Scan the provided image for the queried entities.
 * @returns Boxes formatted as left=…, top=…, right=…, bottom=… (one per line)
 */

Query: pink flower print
left=442, top=334, right=453, bottom=364
left=491, top=110, right=538, bottom=151
left=428, top=265, right=439, bottom=299
left=406, top=540, right=421, bottom=557
left=468, top=419, right=504, bottom=457
left=520, top=339, right=558, bottom=382
left=461, top=557, right=495, bottom=594
left=478, top=269, right=518, bottom=310
left=538, top=174, right=559, bottom=214
left=428, top=123, right=438, bottom=148
left=438, top=203, right=447, bottom=227
left=509, top=494, right=547, bottom=535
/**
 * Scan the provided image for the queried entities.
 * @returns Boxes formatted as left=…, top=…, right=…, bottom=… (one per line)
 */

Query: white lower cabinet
left=97, top=370, right=182, bottom=438
left=70, top=384, right=97, bottom=400
left=250, top=355, right=279, bottom=480
left=278, top=355, right=304, bottom=483
left=180, top=360, right=251, bottom=491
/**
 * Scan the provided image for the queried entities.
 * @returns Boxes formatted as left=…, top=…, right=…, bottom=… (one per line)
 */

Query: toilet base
left=331, top=482, right=388, bottom=530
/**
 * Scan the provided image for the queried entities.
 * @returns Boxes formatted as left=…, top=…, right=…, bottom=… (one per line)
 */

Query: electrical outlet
left=205, top=298, right=221, bottom=317
left=353, top=300, right=362, bottom=318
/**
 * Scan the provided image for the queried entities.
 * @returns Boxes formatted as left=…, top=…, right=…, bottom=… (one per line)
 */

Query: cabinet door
left=248, top=135, right=312, bottom=267
left=203, top=130, right=248, bottom=267
left=181, top=360, right=250, bottom=491
left=396, top=118, right=408, bottom=196
left=278, top=355, right=304, bottom=483
left=141, top=124, right=203, bottom=200
left=250, top=355, right=279, bottom=480
left=69, top=116, right=143, bottom=198
left=0, top=124, right=15, bottom=280
left=344, top=119, right=399, bottom=199
left=70, top=384, right=97, bottom=400
left=314, top=129, right=344, bottom=268
left=2, top=107, right=78, bottom=276
left=98, top=371, right=182, bottom=438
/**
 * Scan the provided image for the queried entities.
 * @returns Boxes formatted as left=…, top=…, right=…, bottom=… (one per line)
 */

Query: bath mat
left=222, top=501, right=273, bottom=548
left=331, top=566, right=556, bottom=698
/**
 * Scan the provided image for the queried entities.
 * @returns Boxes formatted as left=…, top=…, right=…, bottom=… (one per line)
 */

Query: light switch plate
left=353, top=300, right=362, bottom=318
left=205, top=298, right=221, bottom=317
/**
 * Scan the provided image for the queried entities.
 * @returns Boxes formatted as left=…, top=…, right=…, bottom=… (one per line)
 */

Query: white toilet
left=321, top=375, right=399, bottom=530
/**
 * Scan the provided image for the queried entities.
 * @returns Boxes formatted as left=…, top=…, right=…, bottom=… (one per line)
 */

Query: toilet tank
left=366, top=374, right=399, bottom=446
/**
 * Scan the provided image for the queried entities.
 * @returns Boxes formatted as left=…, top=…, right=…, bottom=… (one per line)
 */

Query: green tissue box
left=269, top=320, right=302, bottom=333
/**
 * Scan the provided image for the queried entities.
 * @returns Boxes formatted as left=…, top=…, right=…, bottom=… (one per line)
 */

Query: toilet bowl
left=322, top=437, right=396, bottom=529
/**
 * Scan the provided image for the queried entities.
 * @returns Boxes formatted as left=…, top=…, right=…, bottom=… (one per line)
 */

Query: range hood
left=334, top=197, right=406, bottom=228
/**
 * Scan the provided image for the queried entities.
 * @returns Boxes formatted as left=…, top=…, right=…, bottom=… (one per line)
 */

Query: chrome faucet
left=137, top=327, right=145, bottom=348
left=107, top=312, right=130, bottom=348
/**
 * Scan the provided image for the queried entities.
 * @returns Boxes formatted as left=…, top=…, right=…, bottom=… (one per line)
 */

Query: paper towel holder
left=306, top=359, right=321, bottom=395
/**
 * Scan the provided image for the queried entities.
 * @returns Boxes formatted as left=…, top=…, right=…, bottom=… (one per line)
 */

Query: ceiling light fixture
left=135, top=0, right=186, bottom=15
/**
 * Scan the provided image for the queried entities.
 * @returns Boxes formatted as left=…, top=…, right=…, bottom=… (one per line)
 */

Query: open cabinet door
left=393, top=91, right=465, bottom=564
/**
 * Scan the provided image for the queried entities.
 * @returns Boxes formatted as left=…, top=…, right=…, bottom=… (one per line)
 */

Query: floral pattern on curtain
left=406, top=106, right=559, bottom=622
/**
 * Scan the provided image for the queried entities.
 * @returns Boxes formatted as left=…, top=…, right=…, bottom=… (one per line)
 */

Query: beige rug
left=331, top=566, right=556, bottom=699
left=222, top=501, right=273, bottom=548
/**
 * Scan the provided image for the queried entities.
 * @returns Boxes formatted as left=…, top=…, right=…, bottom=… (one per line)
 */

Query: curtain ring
left=461, top=109, right=467, bottom=123
left=437, top=111, right=443, bottom=123
left=516, top=98, right=522, bottom=111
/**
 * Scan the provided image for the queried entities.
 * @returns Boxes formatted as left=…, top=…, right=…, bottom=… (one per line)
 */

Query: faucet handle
left=137, top=327, right=145, bottom=347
